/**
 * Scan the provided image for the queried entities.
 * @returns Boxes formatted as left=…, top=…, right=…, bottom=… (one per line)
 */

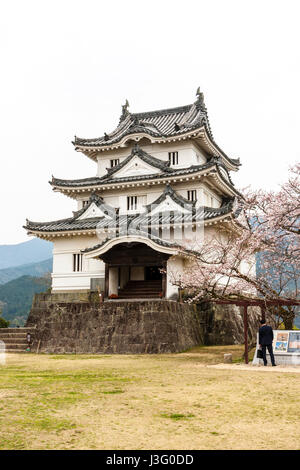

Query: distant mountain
left=0, top=275, right=51, bottom=326
left=0, top=258, right=52, bottom=285
left=0, top=238, right=53, bottom=270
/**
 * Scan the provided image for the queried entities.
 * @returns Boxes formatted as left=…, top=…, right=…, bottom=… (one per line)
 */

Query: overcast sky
left=0, top=0, right=299, bottom=245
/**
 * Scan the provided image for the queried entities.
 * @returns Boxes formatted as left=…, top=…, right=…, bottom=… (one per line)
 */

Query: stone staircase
left=0, top=327, right=35, bottom=353
left=118, top=280, right=163, bottom=299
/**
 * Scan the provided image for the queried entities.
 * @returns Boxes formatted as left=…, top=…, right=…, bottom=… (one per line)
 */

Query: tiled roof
left=71, top=192, right=116, bottom=219
left=24, top=193, right=116, bottom=233
left=72, top=92, right=241, bottom=169
left=25, top=216, right=102, bottom=232
left=135, top=202, right=234, bottom=227
left=73, top=96, right=212, bottom=149
left=24, top=193, right=235, bottom=235
left=51, top=156, right=235, bottom=190
left=82, top=197, right=236, bottom=256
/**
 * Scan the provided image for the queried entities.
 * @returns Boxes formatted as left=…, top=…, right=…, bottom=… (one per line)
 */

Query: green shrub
left=0, top=317, right=10, bottom=328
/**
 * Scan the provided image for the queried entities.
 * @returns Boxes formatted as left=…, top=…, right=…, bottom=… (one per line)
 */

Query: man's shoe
left=264, top=364, right=267, bottom=366
left=272, top=364, right=277, bottom=367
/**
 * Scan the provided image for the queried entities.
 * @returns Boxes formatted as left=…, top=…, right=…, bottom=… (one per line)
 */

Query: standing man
left=26, top=332, right=31, bottom=352
left=259, top=319, right=276, bottom=366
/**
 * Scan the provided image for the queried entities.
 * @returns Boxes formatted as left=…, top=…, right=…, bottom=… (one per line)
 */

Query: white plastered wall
left=76, top=182, right=222, bottom=213
left=141, top=141, right=206, bottom=168
left=166, top=256, right=184, bottom=299
left=96, top=141, right=207, bottom=177
left=52, top=235, right=105, bottom=291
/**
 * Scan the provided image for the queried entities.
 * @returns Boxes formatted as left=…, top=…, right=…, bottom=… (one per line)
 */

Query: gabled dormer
left=75, top=193, right=116, bottom=220
left=145, top=185, right=195, bottom=216
left=105, top=144, right=172, bottom=179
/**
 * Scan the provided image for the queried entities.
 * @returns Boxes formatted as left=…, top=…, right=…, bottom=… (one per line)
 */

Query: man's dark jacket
left=259, top=325, right=274, bottom=345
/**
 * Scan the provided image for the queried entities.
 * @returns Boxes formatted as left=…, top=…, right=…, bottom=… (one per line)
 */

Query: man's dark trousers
left=262, top=344, right=275, bottom=366
left=259, top=324, right=276, bottom=366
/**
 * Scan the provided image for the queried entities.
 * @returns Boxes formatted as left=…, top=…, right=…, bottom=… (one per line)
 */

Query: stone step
left=119, top=287, right=161, bottom=292
left=116, top=275, right=163, bottom=299
left=0, top=328, right=34, bottom=333
left=4, top=343, right=28, bottom=350
left=0, top=338, right=30, bottom=344
left=119, top=285, right=161, bottom=288
left=118, top=289, right=162, bottom=293
left=119, top=290, right=161, bottom=293
left=123, top=281, right=161, bottom=288
left=127, top=282, right=161, bottom=286
left=122, top=289, right=161, bottom=292
left=0, top=332, right=33, bottom=338
left=118, top=295, right=161, bottom=298
left=4, top=350, right=30, bottom=354
left=118, top=294, right=161, bottom=299
left=117, top=298, right=161, bottom=301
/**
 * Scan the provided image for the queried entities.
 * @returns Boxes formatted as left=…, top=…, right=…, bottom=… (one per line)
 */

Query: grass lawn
left=0, top=345, right=299, bottom=450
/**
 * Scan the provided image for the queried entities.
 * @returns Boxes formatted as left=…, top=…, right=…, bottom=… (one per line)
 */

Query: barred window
left=127, top=196, right=138, bottom=211
left=82, top=200, right=89, bottom=208
left=187, top=190, right=197, bottom=202
left=168, top=151, right=178, bottom=165
left=73, top=254, right=83, bottom=272
left=110, top=159, right=120, bottom=168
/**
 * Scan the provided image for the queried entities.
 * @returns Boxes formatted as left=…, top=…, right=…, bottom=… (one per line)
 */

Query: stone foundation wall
left=26, top=293, right=263, bottom=354
left=196, top=302, right=262, bottom=346
left=26, top=294, right=204, bottom=354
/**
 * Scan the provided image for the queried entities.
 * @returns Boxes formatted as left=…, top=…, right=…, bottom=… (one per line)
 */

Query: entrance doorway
left=100, top=242, right=169, bottom=298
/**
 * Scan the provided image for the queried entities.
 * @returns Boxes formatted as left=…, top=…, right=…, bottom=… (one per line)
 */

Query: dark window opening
left=73, top=253, right=83, bottom=272
left=110, top=159, right=120, bottom=168
left=187, top=190, right=197, bottom=202
left=168, top=151, right=178, bottom=165
left=127, top=196, right=138, bottom=211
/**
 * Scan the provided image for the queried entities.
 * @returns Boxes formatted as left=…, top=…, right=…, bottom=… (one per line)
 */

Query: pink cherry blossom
left=175, top=164, right=300, bottom=328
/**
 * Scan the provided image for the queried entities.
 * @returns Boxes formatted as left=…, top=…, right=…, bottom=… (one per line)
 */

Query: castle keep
left=25, top=89, right=240, bottom=301
left=24, top=90, right=256, bottom=353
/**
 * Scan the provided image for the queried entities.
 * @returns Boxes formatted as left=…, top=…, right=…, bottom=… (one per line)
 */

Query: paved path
left=208, top=363, right=300, bottom=373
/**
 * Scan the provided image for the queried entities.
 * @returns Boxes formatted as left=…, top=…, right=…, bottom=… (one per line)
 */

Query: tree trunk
left=281, top=306, right=295, bottom=330
left=284, top=317, right=294, bottom=330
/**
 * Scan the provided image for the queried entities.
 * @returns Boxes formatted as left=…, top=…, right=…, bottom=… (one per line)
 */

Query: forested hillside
left=0, top=275, right=51, bottom=326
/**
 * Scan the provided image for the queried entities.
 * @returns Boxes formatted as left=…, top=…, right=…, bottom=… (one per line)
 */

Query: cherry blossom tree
left=175, top=164, right=300, bottom=328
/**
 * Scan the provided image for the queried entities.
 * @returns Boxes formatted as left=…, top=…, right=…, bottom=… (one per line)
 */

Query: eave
left=51, top=165, right=241, bottom=200
left=24, top=228, right=97, bottom=240
left=83, top=234, right=180, bottom=259
left=195, top=129, right=240, bottom=172
left=24, top=210, right=236, bottom=240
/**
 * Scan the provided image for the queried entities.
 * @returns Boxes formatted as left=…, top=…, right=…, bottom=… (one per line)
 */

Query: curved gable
left=146, top=185, right=195, bottom=216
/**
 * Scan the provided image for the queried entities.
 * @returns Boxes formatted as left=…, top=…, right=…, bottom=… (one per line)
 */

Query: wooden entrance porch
left=100, top=242, right=170, bottom=299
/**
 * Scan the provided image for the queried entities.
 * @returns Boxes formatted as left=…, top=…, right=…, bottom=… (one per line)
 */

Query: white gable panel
left=111, top=156, right=161, bottom=179
left=148, top=195, right=191, bottom=216
left=77, top=203, right=110, bottom=220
